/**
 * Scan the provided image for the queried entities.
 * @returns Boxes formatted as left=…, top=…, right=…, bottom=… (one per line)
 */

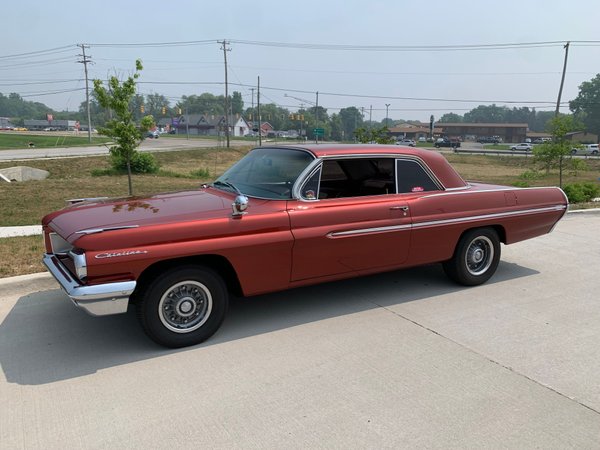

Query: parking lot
left=1, top=212, right=600, bottom=448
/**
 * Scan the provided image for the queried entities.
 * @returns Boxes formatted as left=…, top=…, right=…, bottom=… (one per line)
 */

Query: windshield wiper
left=213, top=180, right=243, bottom=195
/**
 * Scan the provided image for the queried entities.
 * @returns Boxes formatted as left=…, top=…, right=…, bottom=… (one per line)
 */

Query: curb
left=0, top=272, right=54, bottom=290
left=0, top=225, right=42, bottom=238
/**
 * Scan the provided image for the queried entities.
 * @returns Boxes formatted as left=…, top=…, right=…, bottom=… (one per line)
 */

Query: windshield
left=214, top=148, right=315, bottom=199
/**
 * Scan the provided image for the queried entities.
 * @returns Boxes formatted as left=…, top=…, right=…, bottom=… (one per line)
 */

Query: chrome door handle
left=390, top=206, right=409, bottom=211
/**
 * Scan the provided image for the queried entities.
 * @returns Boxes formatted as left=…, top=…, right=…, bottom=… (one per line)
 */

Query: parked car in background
left=397, top=138, right=416, bottom=147
left=418, top=137, right=426, bottom=142
left=147, top=130, right=160, bottom=139
left=571, top=144, right=599, bottom=155
left=435, top=138, right=461, bottom=148
left=511, top=143, right=534, bottom=151
left=42, top=144, right=568, bottom=348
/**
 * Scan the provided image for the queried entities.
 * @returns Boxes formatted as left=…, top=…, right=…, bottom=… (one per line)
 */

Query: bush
left=563, top=182, right=600, bottom=203
left=518, top=169, right=542, bottom=181
left=110, top=151, right=159, bottom=174
left=190, top=168, right=210, bottom=178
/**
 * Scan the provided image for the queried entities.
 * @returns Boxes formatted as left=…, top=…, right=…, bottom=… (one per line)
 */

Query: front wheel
left=443, top=228, right=500, bottom=286
left=136, top=265, right=228, bottom=348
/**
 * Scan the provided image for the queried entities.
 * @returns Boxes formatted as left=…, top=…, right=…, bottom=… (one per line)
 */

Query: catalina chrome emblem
left=95, top=250, right=148, bottom=259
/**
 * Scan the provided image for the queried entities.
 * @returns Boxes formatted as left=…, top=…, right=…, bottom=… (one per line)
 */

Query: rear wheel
left=443, top=228, right=500, bottom=286
left=136, top=265, right=228, bottom=348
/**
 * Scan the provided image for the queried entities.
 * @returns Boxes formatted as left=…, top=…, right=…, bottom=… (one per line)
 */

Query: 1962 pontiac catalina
left=42, top=145, right=568, bottom=347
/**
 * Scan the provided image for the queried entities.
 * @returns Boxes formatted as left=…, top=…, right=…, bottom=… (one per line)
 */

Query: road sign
left=313, top=128, right=324, bottom=136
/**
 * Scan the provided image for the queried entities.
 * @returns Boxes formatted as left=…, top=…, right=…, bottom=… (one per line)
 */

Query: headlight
left=69, top=250, right=87, bottom=280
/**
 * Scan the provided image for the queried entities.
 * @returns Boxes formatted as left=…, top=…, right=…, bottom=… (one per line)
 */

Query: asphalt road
left=0, top=137, right=254, bottom=161
left=1, top=212, right=600, bottom=448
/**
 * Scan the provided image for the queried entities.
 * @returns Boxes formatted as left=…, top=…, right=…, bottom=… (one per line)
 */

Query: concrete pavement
left=1, top=213, right=600, bottom=448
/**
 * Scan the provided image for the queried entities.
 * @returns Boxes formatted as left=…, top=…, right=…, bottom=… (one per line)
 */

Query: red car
left=42, top=145, right=568, bottom=347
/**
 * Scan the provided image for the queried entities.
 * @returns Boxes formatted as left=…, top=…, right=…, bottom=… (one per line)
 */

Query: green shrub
left=563, top=182, right=600, bottom=203
left=110, top=151, right=159, bottom=174
left=190, top=168, right=210, bottom=178
left=512, top=180, right=530, bottom=188
left=518, top=169, right=542, bottom=180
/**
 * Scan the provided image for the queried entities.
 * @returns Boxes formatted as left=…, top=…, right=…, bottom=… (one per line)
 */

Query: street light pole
left=385, top=104, right=390, bottom=128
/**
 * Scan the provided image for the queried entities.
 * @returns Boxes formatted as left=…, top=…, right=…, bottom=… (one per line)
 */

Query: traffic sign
left=313, top=128, right=325, bottom=136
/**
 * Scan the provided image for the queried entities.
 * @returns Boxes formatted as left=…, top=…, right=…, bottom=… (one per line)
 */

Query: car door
left=287, top=157, right=412, bottom=282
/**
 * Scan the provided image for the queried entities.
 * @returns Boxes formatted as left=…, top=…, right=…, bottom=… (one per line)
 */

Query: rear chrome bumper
left=43, top=254, right=135, bottom=316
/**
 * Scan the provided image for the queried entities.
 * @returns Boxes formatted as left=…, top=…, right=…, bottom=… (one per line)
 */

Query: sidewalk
left=0, top=225, right=42, bottom=238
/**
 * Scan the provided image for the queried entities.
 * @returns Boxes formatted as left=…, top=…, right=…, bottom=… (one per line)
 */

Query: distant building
left=24, top=119, right=78, bottom=131
left=172, top=114, right=251, bottom=136
left=436, top=123, right=528, bottom=143
left=565, top=131, right=598, bottom=144
left=389, top=124, right=443, bottom=140
left=0, top=117, right=15, bottom=129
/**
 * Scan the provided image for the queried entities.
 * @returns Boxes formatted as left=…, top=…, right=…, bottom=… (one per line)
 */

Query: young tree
left=93, top=59, right=156, bottom=196
left=533, top=115, right=583, bottom=188
left=570, top=74, right=600, bottom=136
left=354, top=126, right=395, bottom=144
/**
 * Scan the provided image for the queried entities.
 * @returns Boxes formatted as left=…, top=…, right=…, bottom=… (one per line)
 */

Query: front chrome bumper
left=43, top=254, right=135, bottom=316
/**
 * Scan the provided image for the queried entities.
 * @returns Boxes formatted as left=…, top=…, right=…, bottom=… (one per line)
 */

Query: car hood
left=43, top=188, right=231, bottom=242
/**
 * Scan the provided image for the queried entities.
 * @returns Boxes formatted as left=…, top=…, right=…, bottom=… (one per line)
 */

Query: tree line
left=2, top=72, right=600, bottom=139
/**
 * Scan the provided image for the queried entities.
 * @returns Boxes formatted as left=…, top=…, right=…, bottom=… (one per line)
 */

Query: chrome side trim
left=328, top=223, right=412, bottom=238
left=412, top=205, right=567, bottom=229
left=76, top=225, right=139, bottom=235
left=43, top=254, right=134, bottom=316
left=326, top=204, right=566, bottom=238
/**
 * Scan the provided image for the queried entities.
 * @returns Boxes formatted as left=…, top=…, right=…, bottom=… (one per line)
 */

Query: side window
left=396, top=159, right=440, bottom=193
left=314, top=158, right=396, bottom=199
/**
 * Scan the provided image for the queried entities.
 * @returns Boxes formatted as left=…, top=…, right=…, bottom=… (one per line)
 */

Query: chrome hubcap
left=158, top=281, right=213, bottom=333
left=465, top=236, right=494, bottom=276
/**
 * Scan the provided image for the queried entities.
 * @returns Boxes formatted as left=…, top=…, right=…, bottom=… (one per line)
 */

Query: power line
left=226, top=82, right=567, bottom=105
left=0, top=56, right=75, bottom=69
left=86, top=40, right=217, bottom=48
left=229, top=39, right=595, bottom=52
left=18, top=88, right=86, bottom=97
left=76, top=38, right=600, bottom=52
left=0, top=79, right=81, bottom=86
left=0, top=45, right=76, bottom=60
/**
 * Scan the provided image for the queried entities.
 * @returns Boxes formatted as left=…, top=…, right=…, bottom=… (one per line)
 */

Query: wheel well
left=133, top=255, right=243, bottom=301
left=458, top=225, right=506, bottom=246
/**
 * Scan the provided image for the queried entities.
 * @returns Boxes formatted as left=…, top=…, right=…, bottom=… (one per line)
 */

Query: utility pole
left=555, top=41, right=570, bottom=117
left=315, top=91, right=319, bottom=144
left=369, top=105, right=372, bottom=129
left=219, top=40, right=231, bottom=147
left=385, top=104, right=390, bottom=128
left=555, top=41, right=571, bottom=189
left=77, top=44, right=92, bottom=143
left=257, top=76, right=262, bottom=146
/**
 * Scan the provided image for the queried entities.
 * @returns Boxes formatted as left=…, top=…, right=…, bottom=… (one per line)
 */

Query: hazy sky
left=2, top=0, right=599, bottom=122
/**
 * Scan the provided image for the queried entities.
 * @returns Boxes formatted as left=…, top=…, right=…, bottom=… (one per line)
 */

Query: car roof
left=258, top=144, right=468, bottom=189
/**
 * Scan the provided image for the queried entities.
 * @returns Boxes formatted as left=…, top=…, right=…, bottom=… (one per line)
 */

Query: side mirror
left=232, top=195, right=249, bottom=217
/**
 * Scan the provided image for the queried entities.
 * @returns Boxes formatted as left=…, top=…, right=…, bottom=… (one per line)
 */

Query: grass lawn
left=1, top=146, right=599, bottom=278
left=0, top=235, right=45, bottom=278
left=0, top=132, right=111, bottom=150
left=0, top=146, right=252, bottom=226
